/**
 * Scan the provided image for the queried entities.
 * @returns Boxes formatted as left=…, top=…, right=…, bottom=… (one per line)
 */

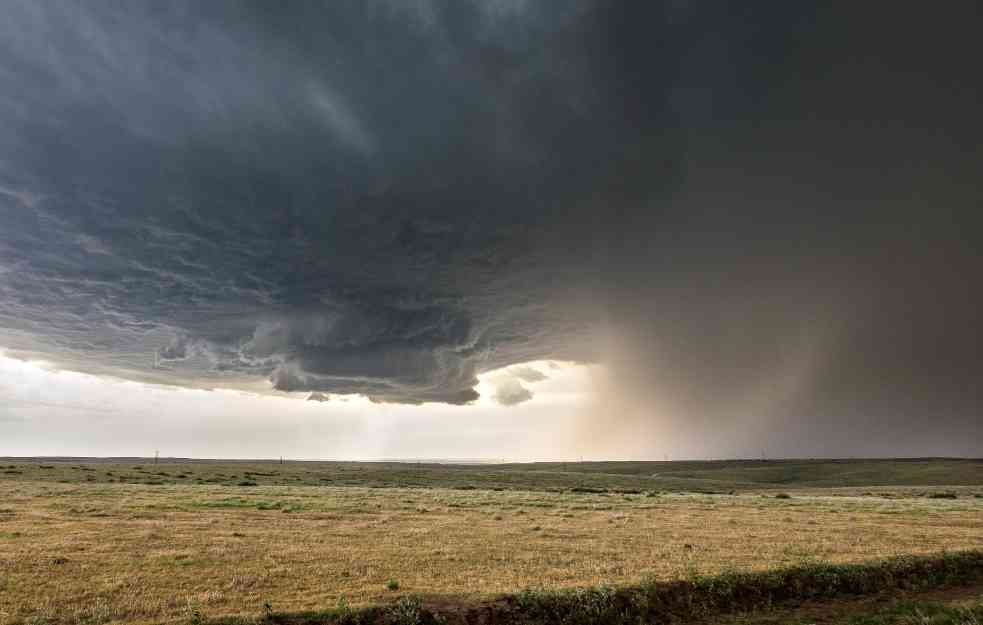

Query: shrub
left=386, top=578, right=400, bottom=591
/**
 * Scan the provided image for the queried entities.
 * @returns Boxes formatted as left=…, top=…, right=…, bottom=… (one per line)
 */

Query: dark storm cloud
left=0, top=1, right=981, bottom=451
left=0, top=0, right=612, bottom=402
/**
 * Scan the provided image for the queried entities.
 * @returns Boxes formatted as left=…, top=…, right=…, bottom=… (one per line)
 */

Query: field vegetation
left=0, top=458, right=981, bottom=624
left=2, top=457, right=982, bottom=492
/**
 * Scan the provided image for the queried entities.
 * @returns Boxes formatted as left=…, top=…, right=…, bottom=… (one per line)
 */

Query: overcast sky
left=0, top=1, right=980, bottom=459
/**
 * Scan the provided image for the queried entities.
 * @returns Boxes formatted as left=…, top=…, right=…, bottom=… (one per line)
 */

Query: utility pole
left=154, top=450, right=159, bottom=465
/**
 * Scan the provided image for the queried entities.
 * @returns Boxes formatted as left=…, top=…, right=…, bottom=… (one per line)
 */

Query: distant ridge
left=0, top=456, right=979, bottom=465
left=0, top=456, right=510, bottom=465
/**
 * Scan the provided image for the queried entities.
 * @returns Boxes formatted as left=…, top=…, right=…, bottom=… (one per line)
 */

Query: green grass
left=848, top=600, right=983, bottom=624
left=1, top=457, right=981, bottom=495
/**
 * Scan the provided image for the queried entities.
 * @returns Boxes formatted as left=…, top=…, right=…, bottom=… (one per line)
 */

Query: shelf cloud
left=0, top=0, right=980, bottom=451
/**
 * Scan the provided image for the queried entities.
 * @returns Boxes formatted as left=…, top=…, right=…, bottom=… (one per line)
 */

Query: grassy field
left=0, top=459, right=981, bottom=624
left=1, top=457, right=982, bottom=492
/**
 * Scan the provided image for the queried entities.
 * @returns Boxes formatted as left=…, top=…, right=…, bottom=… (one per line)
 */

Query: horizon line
left=1, top=455, right=980, bottom=464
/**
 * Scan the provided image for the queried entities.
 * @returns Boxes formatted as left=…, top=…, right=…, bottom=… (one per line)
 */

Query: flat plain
left=0, top=458, right=981, bottom=625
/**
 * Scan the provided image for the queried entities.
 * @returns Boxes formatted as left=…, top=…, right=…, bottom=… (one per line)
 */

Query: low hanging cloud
left=492, top=378, right=533, bottom=407
left=0, top=0, right=980, bottom=453
left=510, top=366, right=548, bottom=384
left=484, top=363, right=549, bottom=406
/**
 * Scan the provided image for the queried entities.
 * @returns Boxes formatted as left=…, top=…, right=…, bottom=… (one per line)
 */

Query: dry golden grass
left=0, top=481, right=981, bottom=625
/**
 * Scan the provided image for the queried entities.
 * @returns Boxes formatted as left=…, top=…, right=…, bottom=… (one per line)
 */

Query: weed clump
left=570, top=486, right=607, bottom=494
left=386, top=595, right=423, bottom=625
left=515, top=584, right=620, bottom=625
left=187, top=601, right=204, bottom=625
left=386, top=578, right=400, bottom=591
left=336, top=596, right=350, bottom=614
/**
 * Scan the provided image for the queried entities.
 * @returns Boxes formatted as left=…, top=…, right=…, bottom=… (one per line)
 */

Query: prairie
left=1, top=458, right=982, bottom=624
left=2, top=457, right=982, bottom=491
